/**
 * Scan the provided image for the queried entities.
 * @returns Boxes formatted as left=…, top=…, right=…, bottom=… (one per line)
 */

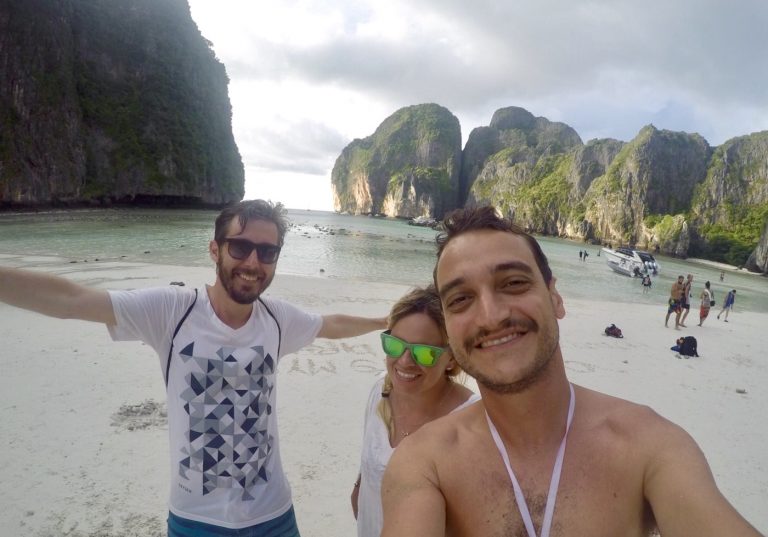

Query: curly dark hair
left=434, top=205, right=553, bottom=285
left=214, top=199, right=289, bottom=246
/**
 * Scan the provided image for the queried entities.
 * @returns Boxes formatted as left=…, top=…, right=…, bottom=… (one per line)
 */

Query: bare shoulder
left=577, top=387, right=713, bottom=476
left=381, top=402, right=487, bottom=537
left=571, top=384, right=708, bottom=480
left=574, top=387, right=765, bottom=535
left=419, top=396, right=484, bottom=446
left=385, top=400, right=485, bottom=480
left=575, top=384, right=686, bottom=441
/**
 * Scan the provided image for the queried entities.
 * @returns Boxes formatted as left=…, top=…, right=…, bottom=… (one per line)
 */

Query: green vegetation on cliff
left=333, top=104, right=768, bottom=271
left=516, top=154, right=572, bottom=220
left=693, top=204, right=768, bottom=265
left=688, top=132, right=768, bottom=266
left=388, top=167, right=451, bottom=196
left=331, top=103, right=461, bottom=217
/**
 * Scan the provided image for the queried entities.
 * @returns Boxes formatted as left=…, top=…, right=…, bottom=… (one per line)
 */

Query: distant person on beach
left=699, top=281, right=714, bottom=326
left=351, top=285, right=478, bottom=537
left=720, top=270, right=725, bottom=281
left=579, top=250, right=583, bottom=261
left=679, top=274, right=694, bottom=327
left=380, top=205, right=761, bottom=537
left=718, top=289, right=737, bottom=322
left=665, top=275, right=685, bottom=329
left=0, top=199, right=387, bottom=537
left=642, top=274, right=652, bottom=293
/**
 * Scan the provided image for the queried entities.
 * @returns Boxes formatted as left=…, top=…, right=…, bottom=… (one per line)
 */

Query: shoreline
left=2, top=207, right=764, bottom=278
left=0, top=256, right=766, bottom=535
left=686, top=257, right=766, bottom=274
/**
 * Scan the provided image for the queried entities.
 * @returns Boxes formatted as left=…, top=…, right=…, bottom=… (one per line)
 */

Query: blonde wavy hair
left=377, top=284, right=462, bottom=438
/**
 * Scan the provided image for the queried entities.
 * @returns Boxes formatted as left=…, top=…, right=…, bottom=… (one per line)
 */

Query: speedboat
left=408, top=215, right=438, bottom=228
left=602, top=247, right=660, bottom=277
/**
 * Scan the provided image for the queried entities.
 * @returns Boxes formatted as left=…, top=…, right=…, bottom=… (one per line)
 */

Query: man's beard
left=452, top=317, right=559, bottom=395
left=217, top=259, right=273, bottom=305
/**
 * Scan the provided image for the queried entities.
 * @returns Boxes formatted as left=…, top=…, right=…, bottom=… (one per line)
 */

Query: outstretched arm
left=381, top=438, right=446, bottom=537
left=0, top=267, right=115, bottom=324
left=645, top=418, right=761, bottom=536
left=317, top=314, right=387, bottom=339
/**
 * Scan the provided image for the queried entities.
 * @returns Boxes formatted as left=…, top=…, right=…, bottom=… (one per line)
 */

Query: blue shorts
left=168, top=506, right=300, bottom=537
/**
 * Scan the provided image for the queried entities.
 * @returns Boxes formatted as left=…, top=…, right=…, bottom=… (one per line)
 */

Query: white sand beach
left=1, top=254, right=766, bottom=535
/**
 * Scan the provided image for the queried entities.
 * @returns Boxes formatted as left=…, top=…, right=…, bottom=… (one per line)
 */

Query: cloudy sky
left=187, top=0, right=768, bottom=210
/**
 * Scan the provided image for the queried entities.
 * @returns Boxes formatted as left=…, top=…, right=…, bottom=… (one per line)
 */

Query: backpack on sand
left=679, top=336, right=699, bottom=357
left=604, top=324, right=623, bottom=338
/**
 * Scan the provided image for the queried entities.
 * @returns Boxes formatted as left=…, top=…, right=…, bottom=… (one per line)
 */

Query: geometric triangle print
left=216, top=346, right=236, bottom=360
left=250, top=345, right=264, bottom=360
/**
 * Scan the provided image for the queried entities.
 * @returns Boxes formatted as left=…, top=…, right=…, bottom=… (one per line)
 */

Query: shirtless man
left=381, top=206, right=760, bottom=537
left=665, top=275, right=685, bottom=329
left=679, top=274, right=694, bottom=327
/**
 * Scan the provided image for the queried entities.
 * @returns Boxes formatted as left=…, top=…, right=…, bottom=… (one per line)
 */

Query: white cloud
left=188, top=0, right=768, bottom=210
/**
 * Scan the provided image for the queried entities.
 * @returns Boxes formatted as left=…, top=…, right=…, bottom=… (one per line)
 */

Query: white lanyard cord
left=485, top=383, right=575, bottom=537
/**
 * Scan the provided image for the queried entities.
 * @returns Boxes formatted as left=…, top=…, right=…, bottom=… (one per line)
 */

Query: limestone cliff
left=332, top=103, right=768, bottom=270
left=461, top=107, right=582, bottom=205
left=688, top=132, right=768, bottom=267
left=0, top=0, right=244, bottom=208
left=745, top=219, right=768, bottom=273
left=583, top=126, right=711, bottom=253
left=331, top=104, right=461, bottom=218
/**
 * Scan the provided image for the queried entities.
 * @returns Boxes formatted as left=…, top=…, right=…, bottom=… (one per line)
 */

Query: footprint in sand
left=37, top=513, right=164, bottom=537
left=564, top=361, right=596, bottom=374
left=110, top=400, right=167, bottom=431
left=724, top=354, right=753, bottom=367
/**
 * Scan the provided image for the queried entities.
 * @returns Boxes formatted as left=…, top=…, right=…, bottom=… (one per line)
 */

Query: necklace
left=485, top=383, right=575, bottom=537
left=396, top=405, right=441, bottom=437
left=392, top=382, right=454, bottom=438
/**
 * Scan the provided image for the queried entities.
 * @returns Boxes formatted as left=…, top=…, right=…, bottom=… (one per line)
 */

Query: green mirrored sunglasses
left=380, top=330, right=447, bottom=367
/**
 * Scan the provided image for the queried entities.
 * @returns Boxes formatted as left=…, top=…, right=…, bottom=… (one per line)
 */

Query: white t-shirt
left=356, top=376, right=480, bottom=537
left=108, top=286, right=322, bottom=528
left=700, top=288, right=712, bottom=307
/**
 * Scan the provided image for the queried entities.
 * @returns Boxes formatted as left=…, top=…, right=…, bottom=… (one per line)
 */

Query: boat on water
left=602, top=247, right=660, bottom=277
left=407, top=215, right=439, bottom=228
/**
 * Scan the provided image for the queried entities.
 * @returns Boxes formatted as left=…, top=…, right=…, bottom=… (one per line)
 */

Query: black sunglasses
left=223, top=238, right=281, bottom=264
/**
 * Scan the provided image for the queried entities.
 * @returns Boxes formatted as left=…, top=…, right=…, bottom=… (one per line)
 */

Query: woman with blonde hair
left=351, top=285, right=479, bottom=537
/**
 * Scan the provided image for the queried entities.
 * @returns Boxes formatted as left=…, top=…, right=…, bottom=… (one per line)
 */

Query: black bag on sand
left=604, top=324, right=623, bottom=338
left=680, top=336, right=699, bottom=357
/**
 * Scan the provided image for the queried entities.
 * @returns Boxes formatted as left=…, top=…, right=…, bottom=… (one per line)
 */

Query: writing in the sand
left=298, top=341, right=376, bottom=356
left=289, top=342, right=383, bottom=375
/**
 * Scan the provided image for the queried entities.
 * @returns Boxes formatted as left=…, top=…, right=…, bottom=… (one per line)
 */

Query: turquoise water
left=1, top=208, right=766, bottom=313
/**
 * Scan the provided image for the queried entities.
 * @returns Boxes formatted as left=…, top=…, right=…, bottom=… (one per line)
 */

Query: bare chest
left=439, top=442, right=655, bottom=537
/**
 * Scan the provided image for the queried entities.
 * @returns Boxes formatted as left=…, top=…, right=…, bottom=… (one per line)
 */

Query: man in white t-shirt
left=0, top=199, right=387, bottom=536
